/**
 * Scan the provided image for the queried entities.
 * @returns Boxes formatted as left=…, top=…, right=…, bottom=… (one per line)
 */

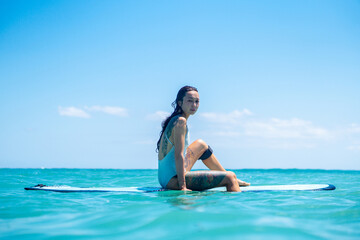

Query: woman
left=157, top=86, right=250, bottom=192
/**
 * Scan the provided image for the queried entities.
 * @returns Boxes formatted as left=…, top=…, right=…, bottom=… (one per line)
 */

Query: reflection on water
left=157, top=190, right=225, bottom=210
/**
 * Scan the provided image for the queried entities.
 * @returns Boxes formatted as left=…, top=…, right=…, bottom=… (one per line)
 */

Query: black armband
left=199, top=145, right=213, bottom=160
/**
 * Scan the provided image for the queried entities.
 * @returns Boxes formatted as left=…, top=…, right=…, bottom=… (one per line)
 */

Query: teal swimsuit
left=158, top=116, right=189, bottom=188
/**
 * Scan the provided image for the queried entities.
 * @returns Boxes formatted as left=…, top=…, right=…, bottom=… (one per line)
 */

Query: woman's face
left=179, top=90, right=200, bottom=116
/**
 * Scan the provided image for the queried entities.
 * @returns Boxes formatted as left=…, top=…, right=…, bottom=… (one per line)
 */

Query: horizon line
left=1, top=167, right=359, bottom=171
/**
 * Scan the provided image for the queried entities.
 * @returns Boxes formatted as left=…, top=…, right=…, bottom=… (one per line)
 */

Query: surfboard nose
left=326, top=184, right=336, bottom=190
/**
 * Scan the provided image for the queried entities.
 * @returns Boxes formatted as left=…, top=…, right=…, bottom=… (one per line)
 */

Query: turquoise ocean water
left=1, top=169, right=359, bottom=239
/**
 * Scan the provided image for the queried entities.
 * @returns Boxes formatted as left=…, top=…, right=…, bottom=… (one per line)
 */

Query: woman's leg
left=202, top=154, right=250, bottom=186
left=166, top=171, right=241, bottom=192
left=186, top=139, right=250, bottom=186
left=183, top=139, right=208, bottom=172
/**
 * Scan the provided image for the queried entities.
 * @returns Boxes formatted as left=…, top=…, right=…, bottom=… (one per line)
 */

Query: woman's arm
left=173, top=117, right=190, bottom=190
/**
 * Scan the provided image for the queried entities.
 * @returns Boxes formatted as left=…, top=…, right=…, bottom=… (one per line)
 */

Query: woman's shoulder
left=168, top=114, right=185, bottom=123
left=168, top=115, right=187, bottom=130
left=175, top=116, right=187, bottom=127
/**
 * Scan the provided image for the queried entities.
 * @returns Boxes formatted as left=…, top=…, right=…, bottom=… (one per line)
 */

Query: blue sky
left=1, top=0, right=359, bottom=169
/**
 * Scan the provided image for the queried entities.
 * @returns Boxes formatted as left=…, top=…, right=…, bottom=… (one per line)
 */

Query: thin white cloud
left=348, top=123, right=360, bottom=134
left=244, top=118, right=331, bottom=140
left=146, top=111, right=170, bottom=121
left=201, top=110, right=330, bottom=140
left=58, top=105, right=128, bottom=118
left=58, top=106, right=90, bottom=118
left=263, top=141, right=316, bottom=149
left=212, top=131, right=242, bottom=137
left=345, top=124, right=360, bottom=151
left=134, top=139, right=156, bottom=145
left=199, top=109, right=335, bottom=149
left=347, top=144, right=360, bottom=151
left=201, top=109, right=252, bottom=124
left=86, top=106, right=128, bottom=117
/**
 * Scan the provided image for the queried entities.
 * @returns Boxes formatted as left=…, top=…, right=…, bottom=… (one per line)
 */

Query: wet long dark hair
left=156, top=86, right=198, bottom=152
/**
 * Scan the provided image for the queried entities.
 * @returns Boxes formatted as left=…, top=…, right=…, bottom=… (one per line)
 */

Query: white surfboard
left=25, top=184, right=335, bottom=193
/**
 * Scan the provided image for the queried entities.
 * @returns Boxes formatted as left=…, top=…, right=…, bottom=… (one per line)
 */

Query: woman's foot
left=238, top=179, right=250, bottom=186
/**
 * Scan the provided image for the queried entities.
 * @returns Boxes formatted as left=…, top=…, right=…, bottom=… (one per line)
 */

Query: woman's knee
left=225, top=171, right=237, bottom=184
left=194, top=139, right=207, bottom=149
